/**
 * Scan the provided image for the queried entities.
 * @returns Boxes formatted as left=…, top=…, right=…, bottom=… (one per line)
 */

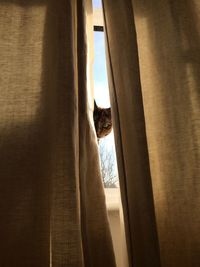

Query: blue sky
left=92, top=0, right=107, bottom=94
left=92, top=0, right=110, bottom=107
left=93, top=31, right=110, bottom=107
left=93, top=0, right=102, bottom=8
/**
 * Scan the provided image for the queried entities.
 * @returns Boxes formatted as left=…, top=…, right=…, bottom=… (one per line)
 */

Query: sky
left=93, top=31, right=110, bottom=108
left=92, top=0, right=110, bottom=108
left=93, top=0, right=102, bottom=8
left=93, top=30, right=114, bottom=151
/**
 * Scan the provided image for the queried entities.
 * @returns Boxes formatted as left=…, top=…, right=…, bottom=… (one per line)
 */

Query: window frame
left=93, top=25, right=104, bottom=32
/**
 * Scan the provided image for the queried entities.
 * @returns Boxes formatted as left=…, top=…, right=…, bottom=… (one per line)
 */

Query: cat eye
left=104, top=122, right=111, bottom=128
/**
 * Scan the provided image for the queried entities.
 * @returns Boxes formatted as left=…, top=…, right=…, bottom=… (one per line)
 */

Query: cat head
left=96, top=107, right=112, bottom=138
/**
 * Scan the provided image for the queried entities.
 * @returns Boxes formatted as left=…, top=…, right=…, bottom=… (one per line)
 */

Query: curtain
left=102, top=0, right=200, bottom=267
left=0, top=0, right=116, bottom=266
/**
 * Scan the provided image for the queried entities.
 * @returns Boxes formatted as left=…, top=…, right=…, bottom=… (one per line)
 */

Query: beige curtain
left=0, top=0, right=116, bottom=266
left=102, top=0, right=200, bottom=267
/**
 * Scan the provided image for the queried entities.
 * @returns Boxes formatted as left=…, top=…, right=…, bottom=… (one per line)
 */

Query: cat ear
left=106, top=107, right=111, bottom=116
left=94, top=100, right=98, bottom=110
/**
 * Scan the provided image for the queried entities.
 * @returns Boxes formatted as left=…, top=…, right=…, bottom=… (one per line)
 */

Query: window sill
left=105, top=188, right=121, bottom=211
left=104, top=188, right=129, bottom=267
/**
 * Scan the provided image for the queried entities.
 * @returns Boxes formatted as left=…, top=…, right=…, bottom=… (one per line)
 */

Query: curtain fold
left=103, top=0, right=200, bottom=267
left=0, top=0, right=116, bottom=266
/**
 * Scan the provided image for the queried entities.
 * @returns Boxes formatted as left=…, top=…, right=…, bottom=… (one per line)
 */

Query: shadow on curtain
left=0, top=0, right=116, bottom=266
left=103, top=0, right=200, bottom=266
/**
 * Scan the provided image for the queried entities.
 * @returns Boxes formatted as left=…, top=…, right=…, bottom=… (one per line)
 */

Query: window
left=92, top=0, right=119, bottom=188
left=91, top=6, right=129, bottom=265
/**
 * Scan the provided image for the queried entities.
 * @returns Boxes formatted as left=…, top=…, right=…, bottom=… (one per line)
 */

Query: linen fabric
left=102, top=0, right=200, bottom=266
left=0, top=0, right=116, bottom=266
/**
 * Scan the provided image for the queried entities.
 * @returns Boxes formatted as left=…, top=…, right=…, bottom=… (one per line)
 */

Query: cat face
left=95, top=107, right=112, bottom=138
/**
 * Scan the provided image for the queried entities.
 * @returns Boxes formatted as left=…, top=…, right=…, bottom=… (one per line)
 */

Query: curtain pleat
left=0, top=0, right=116, bottom=266
left=102, top=1, right=161, bottom=266
left=103, top=0, right=200, bottom=266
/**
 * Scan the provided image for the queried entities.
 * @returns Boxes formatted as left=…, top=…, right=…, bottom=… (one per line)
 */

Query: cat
left=93, top=100, right=112, bottom=141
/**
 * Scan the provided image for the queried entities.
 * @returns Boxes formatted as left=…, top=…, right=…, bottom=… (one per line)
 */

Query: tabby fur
left=93, top=100, right=112, bottom=140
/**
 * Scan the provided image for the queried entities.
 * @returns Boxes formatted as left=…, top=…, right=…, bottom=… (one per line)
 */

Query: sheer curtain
left=103, top=0, right=200, bottom=266
left=0, top=0, right=116, bottom=266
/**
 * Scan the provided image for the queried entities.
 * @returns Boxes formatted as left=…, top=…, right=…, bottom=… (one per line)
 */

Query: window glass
left=93, top=31, right=110, bottom=107
left=93, top=0, right=104, bottom=27
left=93, top=0, right=119, bottom=188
